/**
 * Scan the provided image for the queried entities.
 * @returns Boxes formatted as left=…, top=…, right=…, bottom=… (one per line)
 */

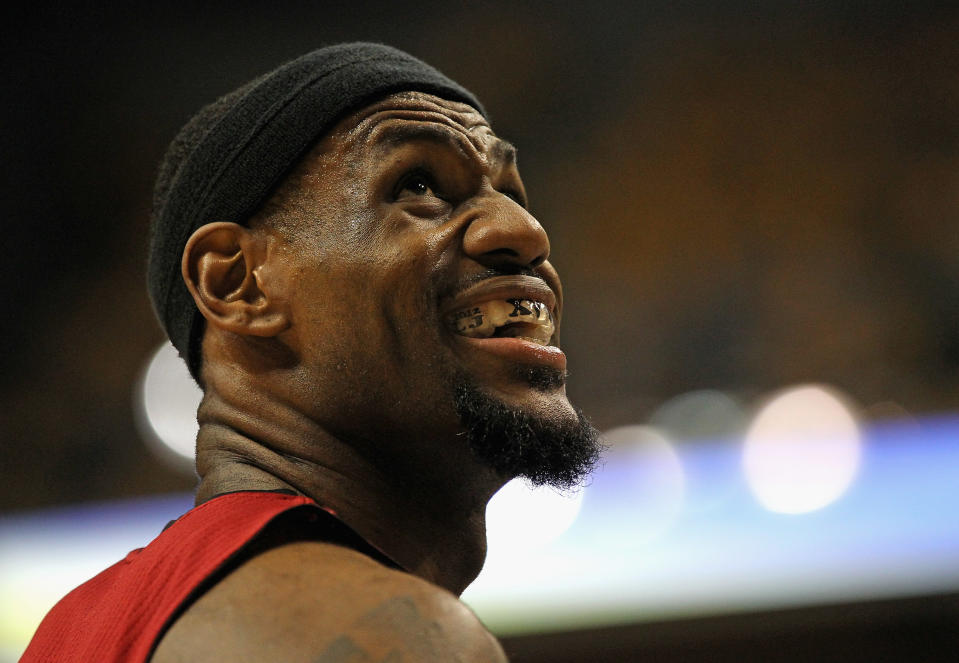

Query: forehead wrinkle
left=366, top=119, right=476, bottom=163
left=334, top=94, right=519, bottom=177
left=348, top=100, right=482, bottom=139
left=358, top=120, right=517, bottom=178
left=372, top=92, right=488, bottom=136
left=349, top=99, right=504, bottom=155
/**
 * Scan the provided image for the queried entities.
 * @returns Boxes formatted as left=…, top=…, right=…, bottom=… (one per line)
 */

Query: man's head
left=149, top=44, right=600, bottom=491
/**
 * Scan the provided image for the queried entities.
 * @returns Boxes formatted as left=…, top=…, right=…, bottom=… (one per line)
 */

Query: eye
left=395, top=170, right=438, bottom=199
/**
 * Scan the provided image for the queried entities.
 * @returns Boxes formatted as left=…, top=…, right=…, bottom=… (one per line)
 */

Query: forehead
left=328, top=91, right=516, bottom=165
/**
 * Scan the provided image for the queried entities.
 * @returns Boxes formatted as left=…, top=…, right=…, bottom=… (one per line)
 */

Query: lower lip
left=455, top=336, right=567, bottom=371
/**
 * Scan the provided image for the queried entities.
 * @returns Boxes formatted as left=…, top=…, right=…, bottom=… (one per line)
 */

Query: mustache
left=441, top=266, right=542, bottom=301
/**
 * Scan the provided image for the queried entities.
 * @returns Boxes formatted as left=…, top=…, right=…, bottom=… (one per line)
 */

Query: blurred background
left=3, top=1, right=959, bottom=660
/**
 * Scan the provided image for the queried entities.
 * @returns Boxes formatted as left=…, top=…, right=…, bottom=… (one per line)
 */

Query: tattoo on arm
left=312, top=595, right=507, bottom=662
left=313, top=635, right=405, bottom=663
left=313, top=597, right=440, bottom=663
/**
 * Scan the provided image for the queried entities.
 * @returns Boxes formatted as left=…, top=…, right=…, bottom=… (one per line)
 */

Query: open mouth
left=446, top=299, right=555, bottom=345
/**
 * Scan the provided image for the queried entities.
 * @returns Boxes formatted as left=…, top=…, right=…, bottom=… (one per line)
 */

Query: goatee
left=452, top=368, right=602, bottom=490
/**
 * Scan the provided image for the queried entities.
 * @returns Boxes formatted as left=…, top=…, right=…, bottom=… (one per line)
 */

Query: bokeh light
left=134, top=341, right=202, bottom=468
left=649, top=389, right=748, bottom=440
left=572, top=426, right=685, bottom=548
left=743, top=384, right=862, bottom=514
left=485, top=478, right=585, bottom=554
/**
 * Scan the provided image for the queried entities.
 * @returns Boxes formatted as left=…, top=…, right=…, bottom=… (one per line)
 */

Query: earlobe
left=182, top=222, right=290, bottom=337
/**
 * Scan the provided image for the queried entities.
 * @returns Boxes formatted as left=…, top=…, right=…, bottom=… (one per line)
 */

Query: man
left=23, top=43, right=600, bottom=662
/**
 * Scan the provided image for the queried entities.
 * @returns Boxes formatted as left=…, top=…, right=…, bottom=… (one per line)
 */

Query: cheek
left=287, top=260, right=416, bottom=370
left=288, top=219, right=459, bottom=372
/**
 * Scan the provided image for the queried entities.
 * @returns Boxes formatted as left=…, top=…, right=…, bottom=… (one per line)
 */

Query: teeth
left=447, top=299, right=554, bottom=343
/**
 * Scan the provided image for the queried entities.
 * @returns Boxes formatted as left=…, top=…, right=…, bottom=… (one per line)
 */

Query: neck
left=193, top=367, right=503, bottom=596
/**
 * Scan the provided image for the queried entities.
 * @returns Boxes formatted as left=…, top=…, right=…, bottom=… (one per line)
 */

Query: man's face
left=264, top=92, right=597, bottom=487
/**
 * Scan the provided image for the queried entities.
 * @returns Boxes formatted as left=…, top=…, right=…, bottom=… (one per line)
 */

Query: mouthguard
left=447, top=299, right=554, bottom=343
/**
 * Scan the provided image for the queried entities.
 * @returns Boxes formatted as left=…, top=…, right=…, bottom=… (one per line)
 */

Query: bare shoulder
left=151, top=541, right=508, bottom=663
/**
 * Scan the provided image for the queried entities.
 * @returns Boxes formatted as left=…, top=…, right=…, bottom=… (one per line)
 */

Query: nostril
left=475, top=248, right=548, bottom=272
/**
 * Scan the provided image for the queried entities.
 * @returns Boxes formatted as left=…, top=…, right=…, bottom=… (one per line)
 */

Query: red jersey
left=21, top=491, right=393, bottom=663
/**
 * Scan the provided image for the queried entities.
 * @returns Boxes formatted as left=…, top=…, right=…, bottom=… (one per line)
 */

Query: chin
left=450, top=369, right=602, bottom=491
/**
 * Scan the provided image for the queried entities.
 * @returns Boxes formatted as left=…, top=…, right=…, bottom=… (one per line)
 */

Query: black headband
left=147, top=42, right=485, bottom=381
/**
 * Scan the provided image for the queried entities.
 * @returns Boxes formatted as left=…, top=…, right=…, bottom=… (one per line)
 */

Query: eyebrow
left=492, top=138, right=518, bottom=166
left=369, top=121, right=518, bottom=167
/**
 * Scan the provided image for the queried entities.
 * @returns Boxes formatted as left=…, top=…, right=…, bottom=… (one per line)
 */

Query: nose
left=461, top=192, right=551, bottom=271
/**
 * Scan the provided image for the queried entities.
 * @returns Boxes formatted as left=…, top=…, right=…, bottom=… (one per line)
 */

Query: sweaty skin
left=155, top=92, right=576, bottom=662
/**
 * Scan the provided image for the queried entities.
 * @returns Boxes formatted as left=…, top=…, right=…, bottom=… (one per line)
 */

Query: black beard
left=452, top=368, right=602, bottom=490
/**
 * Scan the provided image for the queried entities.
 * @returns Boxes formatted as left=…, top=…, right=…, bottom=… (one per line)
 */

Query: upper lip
left=441, top=275, right=558, bottom=320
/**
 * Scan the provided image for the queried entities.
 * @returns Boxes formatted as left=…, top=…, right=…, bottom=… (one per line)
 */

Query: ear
left=181, top=222, right=290, bottom=337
